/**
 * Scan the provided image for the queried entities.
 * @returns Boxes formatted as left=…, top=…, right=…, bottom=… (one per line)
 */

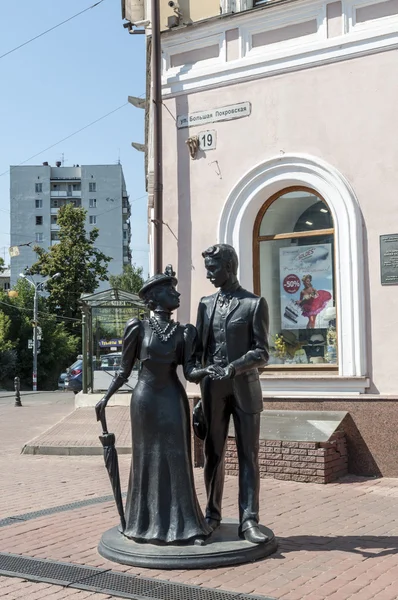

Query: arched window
left=253, top=187, right=337, bottom=369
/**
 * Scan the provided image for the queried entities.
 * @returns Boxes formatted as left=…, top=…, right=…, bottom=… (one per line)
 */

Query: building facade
left=135, top=0, right=398, bottom=476
left=10, top=163, right=132, bottom=289
left=0, top=269, right=10, bottom=292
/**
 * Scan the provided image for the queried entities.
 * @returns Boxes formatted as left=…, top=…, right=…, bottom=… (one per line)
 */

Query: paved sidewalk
left=23, top=407, right=131, bottom=455
left=2, top=394, right=398, bottom=599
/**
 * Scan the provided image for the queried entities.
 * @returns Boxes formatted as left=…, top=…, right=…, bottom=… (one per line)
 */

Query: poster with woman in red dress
left=280, top=244, right=333, bottom=330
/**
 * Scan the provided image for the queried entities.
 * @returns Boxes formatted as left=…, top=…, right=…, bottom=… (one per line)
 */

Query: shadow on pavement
left=273, top=535, right=398, bottom=559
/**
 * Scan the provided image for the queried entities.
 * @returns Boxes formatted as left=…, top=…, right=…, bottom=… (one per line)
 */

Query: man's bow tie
left=217, top=293, right=232, bottom=308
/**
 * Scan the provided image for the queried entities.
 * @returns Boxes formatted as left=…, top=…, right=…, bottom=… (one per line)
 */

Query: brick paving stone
left=326, top=581, right=366, bottom=599
left=3, top=397, right=398, bottom=599
left=372, top=584, right=398, bottom=600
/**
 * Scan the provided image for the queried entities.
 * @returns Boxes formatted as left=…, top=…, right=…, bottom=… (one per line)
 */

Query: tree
left=0, top=279, right=79, bottom=390
left=109, top=263, right=145, bottom=294
left=29, top=203, right=112, bottom=333
left=0, top=309, right=17, bottom=386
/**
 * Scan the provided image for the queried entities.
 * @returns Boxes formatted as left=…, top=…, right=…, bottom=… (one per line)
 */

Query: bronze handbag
left=192, top=399, right=206, bottom=440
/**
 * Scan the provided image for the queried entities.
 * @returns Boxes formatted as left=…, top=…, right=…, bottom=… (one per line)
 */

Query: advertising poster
left=280, top=243, right=333, bottom=330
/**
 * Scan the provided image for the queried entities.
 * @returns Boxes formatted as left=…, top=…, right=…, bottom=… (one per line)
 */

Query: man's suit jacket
left=195, top=287, right=269, bottom=414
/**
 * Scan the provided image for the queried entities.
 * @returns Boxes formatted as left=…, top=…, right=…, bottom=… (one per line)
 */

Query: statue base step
left=98, top=519, right=277, bottom=569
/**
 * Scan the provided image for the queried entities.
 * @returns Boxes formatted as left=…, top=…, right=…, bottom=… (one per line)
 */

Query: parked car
left=100, top=352, right=122, bottom=372
left=58, top=358, right=83, bottom=392
left=68, top=359, right=83, bottom=377
left=58, top=372, right=68, bottom=390
left=66, top=371, right=82, bottom=395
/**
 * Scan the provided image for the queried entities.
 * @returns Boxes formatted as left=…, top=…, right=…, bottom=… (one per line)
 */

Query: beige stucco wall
left=160, top=0, right=220, bottom=30
left=160, top=48, right=398, bottom=395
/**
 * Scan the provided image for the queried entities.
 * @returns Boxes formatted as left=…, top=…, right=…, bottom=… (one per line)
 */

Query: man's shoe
left=206, top=517, right=220, bottom=531
left=240, top=525, right=268, bottom=544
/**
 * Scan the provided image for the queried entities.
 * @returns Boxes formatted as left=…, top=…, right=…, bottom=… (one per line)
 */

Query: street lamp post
left=19, top=272, right=60, bottom=392
left=32, top=285, right=39, bottom=392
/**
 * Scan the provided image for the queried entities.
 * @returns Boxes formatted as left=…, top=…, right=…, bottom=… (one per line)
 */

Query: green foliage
left=28, top=203, right=112, bottom=333
left=0, top=279, right=79, bottom=390
left=109, top=263, right=145, bottom=294
left=0, top=349, right=17, bottom=385
left=0, top=257, right=5, bottom=275
left=0, top=308, right=16, bottom=385
left=0, top=311, right=13, bottom=353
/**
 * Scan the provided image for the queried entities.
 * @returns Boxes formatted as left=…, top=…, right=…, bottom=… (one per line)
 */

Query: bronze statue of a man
left=195, top=244, right=269, bottom=544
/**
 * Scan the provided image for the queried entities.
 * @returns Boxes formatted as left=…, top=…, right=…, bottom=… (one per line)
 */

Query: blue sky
left=0, top=0, right=149, bottom=273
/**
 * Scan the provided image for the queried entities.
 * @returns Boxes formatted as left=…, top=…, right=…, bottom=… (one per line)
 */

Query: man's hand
left=208, top=364, right=235, bottom=380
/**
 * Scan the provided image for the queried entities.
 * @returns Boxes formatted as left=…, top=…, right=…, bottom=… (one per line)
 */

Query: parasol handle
left=95, top=398, right=109, bottom=435
left=100, top=411, right=108, bottom=436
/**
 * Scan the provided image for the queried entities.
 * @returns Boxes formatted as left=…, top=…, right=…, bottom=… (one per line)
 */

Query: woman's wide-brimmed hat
left=138, top=265, right=178, bottom=299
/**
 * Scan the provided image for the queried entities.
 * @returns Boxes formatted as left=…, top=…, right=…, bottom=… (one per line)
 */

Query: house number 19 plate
left=198, top=130, right=216, bottom=151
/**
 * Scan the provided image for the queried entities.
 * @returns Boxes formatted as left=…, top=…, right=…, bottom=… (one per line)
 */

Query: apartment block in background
left=10, top=162, right=132, bottom=289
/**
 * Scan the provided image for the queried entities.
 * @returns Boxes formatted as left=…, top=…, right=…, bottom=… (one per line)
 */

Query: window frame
left=89, top=198, right=97, bottom=208
left=35, top=216, right=43, bottom=226
left=253, top=185, right=337, bottom=371
left=89, top=182, right=96, bottom=192
left=89, top=215, right=97, bottom=225
left=35, top=183, right=43, bottom=193
left=35, top=232, right=44, bottom=243
left=35, top=199, right=43, bottom=209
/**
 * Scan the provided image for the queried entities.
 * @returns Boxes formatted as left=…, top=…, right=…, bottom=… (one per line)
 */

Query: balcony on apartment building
left=51, top=190, right=81, bottom=197
left=122, top=198, right=131, bottom=218
left=51, top=182, right=81, bottom=199
left=123, top=244, right=132, bottom=263
left=50, top=198, right=81, bottom=214
left=50, top=231, right=60, bottom=245
left=50, top=216, right=60, bottom=230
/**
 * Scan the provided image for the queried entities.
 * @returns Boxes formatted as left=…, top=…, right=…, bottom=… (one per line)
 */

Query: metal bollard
left=14, top=376, right=22, bottom=407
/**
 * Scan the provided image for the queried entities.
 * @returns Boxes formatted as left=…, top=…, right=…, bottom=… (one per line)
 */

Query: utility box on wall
left=122, top=0, right=145, bottom=22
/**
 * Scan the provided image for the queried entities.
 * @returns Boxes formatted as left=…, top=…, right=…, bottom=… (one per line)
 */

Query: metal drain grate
left=0, top=492, right=126, bottom=528
left=0, top=552, right=275, bottom=600
left=0, top=553, right=105, bottom=586
left=0, top=517, right=25, bottom=527
left=73, top=570, right=166, bottom=597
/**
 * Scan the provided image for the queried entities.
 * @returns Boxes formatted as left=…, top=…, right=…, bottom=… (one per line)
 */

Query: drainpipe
left=151, top=0, right=163, bottom=274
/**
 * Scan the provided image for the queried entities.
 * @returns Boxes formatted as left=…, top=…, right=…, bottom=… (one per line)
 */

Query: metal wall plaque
left=380, top=234, right=398, bottom=285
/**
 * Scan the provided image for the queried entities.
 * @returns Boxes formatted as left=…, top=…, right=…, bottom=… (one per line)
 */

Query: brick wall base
left=194, top=431, right=348, bottom=484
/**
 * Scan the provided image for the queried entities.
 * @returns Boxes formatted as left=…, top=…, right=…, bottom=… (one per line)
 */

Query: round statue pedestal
left=98, top=519, right=277, bottom=569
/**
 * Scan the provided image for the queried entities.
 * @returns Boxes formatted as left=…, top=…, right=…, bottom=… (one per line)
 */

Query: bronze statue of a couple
left=95, top=243, right=270, bottom=556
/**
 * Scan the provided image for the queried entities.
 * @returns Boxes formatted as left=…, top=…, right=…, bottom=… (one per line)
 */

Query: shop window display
left=253, top=188, right=337, bottom=368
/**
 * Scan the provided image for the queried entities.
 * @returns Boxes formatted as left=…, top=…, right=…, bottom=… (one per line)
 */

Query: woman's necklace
left=148, top=317, right=179, bottom=342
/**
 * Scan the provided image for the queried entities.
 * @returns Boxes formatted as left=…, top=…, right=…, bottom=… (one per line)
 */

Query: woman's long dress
left=117, top=318, right=211, bottom=543
left=300, top=289, right=332, bottom=317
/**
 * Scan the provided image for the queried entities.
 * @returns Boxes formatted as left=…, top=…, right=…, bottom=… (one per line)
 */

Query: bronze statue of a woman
left=95, top=266, right=211, bottom=545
